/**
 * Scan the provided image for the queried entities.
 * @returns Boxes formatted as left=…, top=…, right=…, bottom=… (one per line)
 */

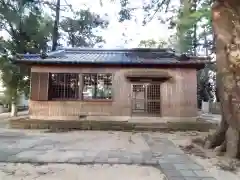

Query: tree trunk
left=192, top=0, right=197, bottom=56
left=52, top=0, right=60, bottom=51
left=10, top=102, right=17, bottom=117
left=205, top=0, right=240, bottom=158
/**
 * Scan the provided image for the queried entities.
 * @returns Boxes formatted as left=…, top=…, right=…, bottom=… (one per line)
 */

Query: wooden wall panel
left=30, top=72, right=39, bottom=101
left=38, top=73, right=49, bottom=101
left=180, top=69, right=198, bottom=116
left=161, top=69, right=197, bottom=117
left=30, top=66, right=198, bottom=119
left=30, top=72, right=49, bottom=101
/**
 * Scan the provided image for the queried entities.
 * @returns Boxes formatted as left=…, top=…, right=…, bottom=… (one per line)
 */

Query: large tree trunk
left=205, top=0, right=240, bottom=158
left=52, top=0, right=60, bottom=51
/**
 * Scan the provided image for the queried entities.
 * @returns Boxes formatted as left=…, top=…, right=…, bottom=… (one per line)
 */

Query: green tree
left=138, top=38, right=168, bottom=48
left=0, top=0, right=53, bottom=116
left=176, top=0, right=198, bottom=55
left=112, top=0, right=212, bottom=55
left=60, top=9, right=108, bottom=47
left=174, top=0, right=216, bottom=108
left=166, top=0, right=212, bottom=55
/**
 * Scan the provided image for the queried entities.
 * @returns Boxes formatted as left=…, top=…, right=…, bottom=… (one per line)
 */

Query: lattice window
left=131, top=83, right=161, bottom=115
left=48, top=73, right=79, bottom=100
left=82, top=73, right=112, bottom=100
left=132, top=84, right=145, bottom=93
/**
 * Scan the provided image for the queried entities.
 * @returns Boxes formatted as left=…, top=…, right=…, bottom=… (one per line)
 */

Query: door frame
left=130, top=82, right=161, bottom=116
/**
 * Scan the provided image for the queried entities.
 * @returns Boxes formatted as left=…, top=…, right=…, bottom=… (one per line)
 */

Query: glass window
left=49, top=73, right=79, bottom=100
left=82, top=73, right=112, bottom=100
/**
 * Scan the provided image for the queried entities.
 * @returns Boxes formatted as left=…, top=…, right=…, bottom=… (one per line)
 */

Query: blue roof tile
left=15, top=48, right=210, bottom=66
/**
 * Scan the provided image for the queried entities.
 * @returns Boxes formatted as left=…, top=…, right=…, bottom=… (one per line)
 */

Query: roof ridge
left=65, top=50, right=127, bottom=54
left=57, top=47, right=175, bottom=53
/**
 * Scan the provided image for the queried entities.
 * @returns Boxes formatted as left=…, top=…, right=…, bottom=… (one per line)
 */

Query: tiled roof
left=15, top=48, right=211, bottom=66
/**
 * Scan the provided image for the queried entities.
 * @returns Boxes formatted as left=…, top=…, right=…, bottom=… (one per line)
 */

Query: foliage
left=0, top=0, right=53, bottom=111
left=113, top=0, right=212, bottom=55
left=0, top=0, right=53, bottom=53
left=173, top=0, right=215, bottom=107
left=60, top=9, right=108, bottom=47
left=118, top=0, right=133, bottom=22
left=0, top=54, right=27, bottom=104
left=138, top=38, right=169, bottom=48
left=172, top=0, right=212, bottom=55
left=0, top=0, right=109, bottom=113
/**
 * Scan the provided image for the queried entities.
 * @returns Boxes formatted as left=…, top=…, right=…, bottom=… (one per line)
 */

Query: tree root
left=214, top=140, right=226, bottom=156
left=226, top=127, right=240, bottom=158
left=204, top=118, right=228, bottom=149
left=204, top=120, right=240, bottom=158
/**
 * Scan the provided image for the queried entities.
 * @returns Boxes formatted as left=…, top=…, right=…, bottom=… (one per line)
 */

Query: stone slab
left=0, top=130, right=217, bottom=180
left=179, top=170, right=197, bottom=177
left=174, top=163, right=203, bottom=170
left=193, top=170, right=212, bottom=177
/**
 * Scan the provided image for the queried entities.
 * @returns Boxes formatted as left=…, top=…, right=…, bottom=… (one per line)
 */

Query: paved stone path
left=0, top=130, right=216, bottom=180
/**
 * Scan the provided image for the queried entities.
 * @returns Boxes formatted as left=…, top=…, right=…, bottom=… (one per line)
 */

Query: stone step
left=199, top=113, right=221, bottom=119
left=9, top=118, right=217, bottom=132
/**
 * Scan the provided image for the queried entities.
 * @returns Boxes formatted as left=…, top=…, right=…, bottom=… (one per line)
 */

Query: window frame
left=48, top=73, right=80, bottom=101
left=82, top=73, right=113, bottom=101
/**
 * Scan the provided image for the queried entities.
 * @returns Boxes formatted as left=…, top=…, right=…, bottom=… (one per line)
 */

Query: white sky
left=0, top=0, right=179, bottom=48
left=59, top=0, right=178, bottom=48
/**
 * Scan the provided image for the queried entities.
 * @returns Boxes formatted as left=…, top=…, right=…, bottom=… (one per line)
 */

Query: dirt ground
left=162, top=131, right=240, bottom=180
left=0, top=163, right=166, bottom=180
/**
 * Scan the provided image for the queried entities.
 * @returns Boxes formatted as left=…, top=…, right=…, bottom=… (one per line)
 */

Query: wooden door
left=146, top=84, right=161, bottom=115
left=131, top=83, right=161, bottom=116
left=131, top=84, right=146, bottom=114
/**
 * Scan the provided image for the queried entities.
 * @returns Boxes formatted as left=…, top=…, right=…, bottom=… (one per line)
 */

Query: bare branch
left=64, top=0, right=74, bottom=13
left=143, top=0, right=171, bottom=26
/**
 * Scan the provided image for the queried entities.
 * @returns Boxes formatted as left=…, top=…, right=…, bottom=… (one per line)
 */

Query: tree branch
left=0, top=0, right=18, bottom=39
left=143, top=0, right=171, bottom=26
left=0, top=22, right=11, bottom=35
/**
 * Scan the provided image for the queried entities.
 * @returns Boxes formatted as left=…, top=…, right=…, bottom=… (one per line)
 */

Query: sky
left=57, top=0, right=178, bottom=48
left=0, top=0, right=178, bottom=48
left=67, top=0, right=177, bottom=48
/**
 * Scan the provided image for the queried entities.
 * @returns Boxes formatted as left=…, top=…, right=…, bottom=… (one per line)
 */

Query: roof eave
left=13, top=60, right=209, bottom=69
